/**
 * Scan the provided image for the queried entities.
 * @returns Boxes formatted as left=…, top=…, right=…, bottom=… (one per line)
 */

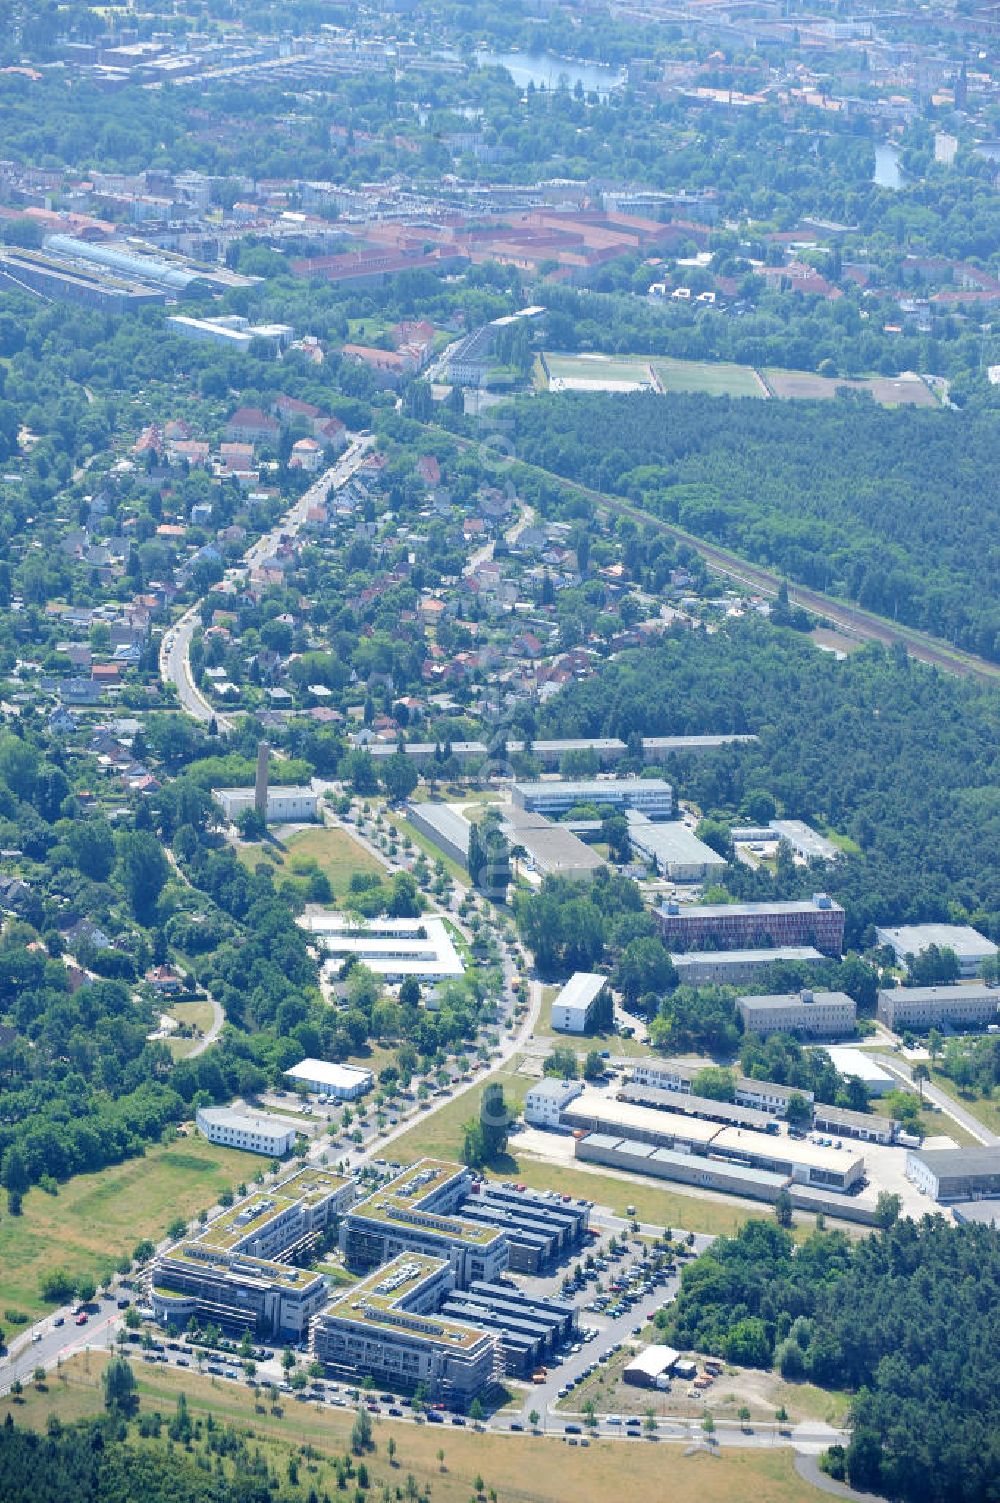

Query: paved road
left=159, top=436, right=373, bottom=725
left=873, top=1052, right=998, bottom=1146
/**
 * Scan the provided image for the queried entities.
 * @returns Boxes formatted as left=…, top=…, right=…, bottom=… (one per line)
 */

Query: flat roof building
left=406, top=801, right=471, bottom=869
left=907, top=1146, right=1000, bottom=1203
left=340, top=1160, right=509, bottom=1288
left=657, top=894, right=844, bottom=956
left=629, top=1059, right=814, bottom=1117
left=151, top=1167, right=353, bottom=1339
left=824, top=1046, right=895, bottom=1096
left=738, top=988, right=857, bottom=1039
left=670, top=946, right=826, bottom=987
left=299, top=915, right=465, bottom=982
left=312, top=1254, right=497, bottom=1407
left=561, top=1090, right=864, bottom=1191
left=285, top=1058, right=374, bottom=1099
left=213, top=786, right=320, bottom=824
left=876, top=984, right=1000, bottom=1032
left=622, top=1345, right=680, bottom=1387
left=875, top=923, right=999, bottom=979
left=441, top=1280, right=577, bottom=1379
left=618, top=1081, right=774, bottom=1132
left=550, top=971, right=611, bottom=1034
left=512, top=777, right=673, bottom=822
left=625, top=814, right=727, bottom=883
left=501, top=806, right=603, bottom=882
left=812, top=1103, right=897, bottom=1145
left=524, top=1077, right=585, bottom=1128
left=768, top=819, right=841, bottom=863
left=196, top=1105, right=297, bottom=1157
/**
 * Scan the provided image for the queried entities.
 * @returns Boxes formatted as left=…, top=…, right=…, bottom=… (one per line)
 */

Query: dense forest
left=537, top=620, right=1000, bottom=947
left=659, top=1216, right=1000, bottom=1503
left=509, top=391, right=1000, bottom=659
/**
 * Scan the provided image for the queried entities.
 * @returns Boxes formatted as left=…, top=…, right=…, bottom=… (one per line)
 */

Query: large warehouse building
left=906, top=1146, right=1000, bottom=1203
left=625, top=813, right=727, bottom=882
left=656, top=894, right=845, bottom=956
left=560, top=1091, right=865, bottom=1191
left=875, top=923, right=999, bottom=979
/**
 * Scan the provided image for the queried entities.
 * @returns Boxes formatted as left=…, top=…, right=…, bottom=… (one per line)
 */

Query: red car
left=75, top=1313, right=88, bottom=1326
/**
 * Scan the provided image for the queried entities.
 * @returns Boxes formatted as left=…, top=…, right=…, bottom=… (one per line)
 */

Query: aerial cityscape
left=0, top=1, right=997, bottom=1501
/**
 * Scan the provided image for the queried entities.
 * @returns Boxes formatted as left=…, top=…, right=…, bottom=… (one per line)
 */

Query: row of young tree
left=659, top=1216, right=1000, bottom=1503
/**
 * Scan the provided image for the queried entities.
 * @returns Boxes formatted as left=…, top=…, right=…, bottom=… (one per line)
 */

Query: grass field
left=762, top=367, right=936, bottom=406
left=928, top=1071, right=1000, bottom=1135
left=0, top=1135, right=260, bottom=1321
left=388, top=1065, right=778, bottom=1238
left=165, top=999, right=215, bottom=1060
left=238, top=825, right=384, bottom=900
left=0, top=1353, right=834, bottom=1503
left=652, top=356, right=764, bottom=398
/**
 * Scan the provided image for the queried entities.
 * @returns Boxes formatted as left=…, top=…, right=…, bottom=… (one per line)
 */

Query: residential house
left=224, top=406, right=281, bottom=447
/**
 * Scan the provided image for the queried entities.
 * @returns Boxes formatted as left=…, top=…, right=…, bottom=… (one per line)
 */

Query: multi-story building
left=312, top=1254, right=498, bottom=1407
left=670, top=946, right=826, bottom=987
left=339, top=1160, right=509, bottom=1288
left=625, top=814, right=727, bottom=883
left=196, top=1106, right=296, bottom=1157
left=737, top=988, right=857, bottom=1038
left=877, top=984, right=1000, bottom=1031
left=628, top=1059, right=814, bottom=1117
left=512, top=777, right=673, bottom=822
left=151, top=1168, right=353, bottom=1338
left=656, top=894, right=844, bottom=956
left=550, top=971, right=612, bottom=1033
left=524, top=1077, right=585, bottom=1128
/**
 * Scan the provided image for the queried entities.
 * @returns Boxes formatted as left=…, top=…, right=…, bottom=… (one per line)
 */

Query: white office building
left=196, top=1106, right=297, bottom=1157
left=550, top=971, right=610, bottom=1034
left=625, top=814, right=727, bottom=882
left=512, top=777, right=673, bottom=821
left=299, top=914, right=465, bottom=982
left=284, top=1058, right=373, bottom=1099
left=524, top=1077, right=584, bottom=1128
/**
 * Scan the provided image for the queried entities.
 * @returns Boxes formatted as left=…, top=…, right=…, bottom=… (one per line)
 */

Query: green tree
left=352, top=1405, right=373, bottom=1454
left=382, top=753, right=419, bottom=804
left=874, top=1191, right=901, bottom=1229
left=117, top=831, right=169, bottom=924
left=543, top=1045, right=578, bottom=1079
left=774, top=1189, right=794, bottom=1228
left=583, top=1050, right=605, bottom=1081
left=102, top=1356, right=137, bottom=1415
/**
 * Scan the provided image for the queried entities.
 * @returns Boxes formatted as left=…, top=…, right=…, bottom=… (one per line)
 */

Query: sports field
left=652, top=355, right=765, bottom=397
left=542, top=351, right=937, bottom=408
left=543, top=351, right=655, bottom=392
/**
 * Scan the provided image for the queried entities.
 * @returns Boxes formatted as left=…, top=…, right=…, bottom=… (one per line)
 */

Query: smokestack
left=255, top=741, right=269, bottom=820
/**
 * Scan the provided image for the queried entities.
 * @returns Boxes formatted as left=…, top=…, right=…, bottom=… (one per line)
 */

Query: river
left=874, top=142, right=904, bottom=190
left=477, top=47, right=624, bottom=96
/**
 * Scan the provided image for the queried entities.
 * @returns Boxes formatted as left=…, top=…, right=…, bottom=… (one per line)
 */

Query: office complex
left=875, top=923, right=999, bottom=979
left=440, top=1280, right=578, bottom=1379
left=876, top=984, right=1000, bottom=1031
left=549, top=971, right=611, bottom=1033
left=312, top=1255, right=498, bottom=1406
left=340, top=1160, right=509, bottom=1288
left=656, top=894, right=844, bottom=955
left=151, top=1168, right=354, bottom=1338
left=512, top=777, right=673, bottom=822
left=195, top=1106, right=297, bottom=1157
left=524, top=1077, right=585, bottom=1128
left=737, top=988, right=857, bottom=1038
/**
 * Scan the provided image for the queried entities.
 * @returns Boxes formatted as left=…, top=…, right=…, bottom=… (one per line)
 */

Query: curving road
left=159, top=436, right=374, bottom=724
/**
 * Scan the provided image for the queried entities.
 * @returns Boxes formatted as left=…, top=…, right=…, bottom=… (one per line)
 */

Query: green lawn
left=544, top=352, right=655, bottom=390
left=928, top=1071, right=1000, bottom=1135
left=652, top=356, right=764, bottom=398
left=238, top=824, right=384, bottom=899
left=0, top=1353, right=830, bottom=1503
left=164, top=999, right=216, bottom=1060
left=0, top=1135, right=261, bottom=1322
